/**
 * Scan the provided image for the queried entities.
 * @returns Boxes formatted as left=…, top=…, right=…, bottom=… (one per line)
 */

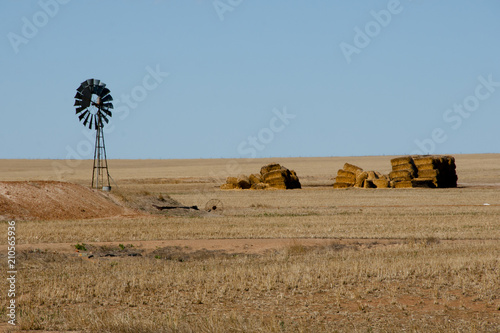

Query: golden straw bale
left=260, top=163, right=282, bottom=176
left=343, top=163, right=363, bottom=174
left=389, top=170, right=414, bottom=181
left=418, top=169, right=439, bottom=178
left=263, top=170, right=286, bottom=182
left=335, top=176, right=356, bottom=185
left=220, top=183, right=239, bottom=190
left=355, top=171, right=368, bottom=188
left=226, top=177, right=238, bottom=185
left=411, top=178, right=436, bottom=188
left=333, top=182, right=352, bottom=189
left=394, top=180, right=413, bottom=188
left=372, top=179, right=389, bottom=188
left=337, top=169, right=356, bottom=182
left=251, top=182, right=269, bottom=190
left=237, top=175, right=251, bottom=189
left=249, top=174, right=262, bottom=185
left=366, top=171, right=379, bottom=180
left=392, top=163, right=416, bottom=172
left=390, top=156, right=414, bottom=167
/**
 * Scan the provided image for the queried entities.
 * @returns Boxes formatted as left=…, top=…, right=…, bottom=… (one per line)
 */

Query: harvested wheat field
left=0, top=154, right=499, bottom=332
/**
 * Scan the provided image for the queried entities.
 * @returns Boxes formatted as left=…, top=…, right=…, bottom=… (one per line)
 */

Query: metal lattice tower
left=74, top=79, right=114, bottom=190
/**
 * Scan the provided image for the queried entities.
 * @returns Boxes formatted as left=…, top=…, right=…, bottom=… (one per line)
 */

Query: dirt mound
left=0, top=181, right=133, bottom=221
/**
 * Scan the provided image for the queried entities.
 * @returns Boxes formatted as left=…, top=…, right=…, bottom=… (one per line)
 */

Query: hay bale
left=343, top=163, right=363, bottom=174
left=220, top=183, right=239, bottom=190
left=415, top=163, right=435, bottom=171
left=363, top=180, right=376, bottom=188
left=226, top=177, right=238, bottom=185
left=392, top=163, right=417, bottom=172
left=355, top=171, right=368, bottom=188
left=249, top=174, right=262, bottom=185
left=337, top=169, right=356, bottom=182
left=251, top=182, right=269, bottom=190
left=366, top=171, right=379, bottom=181
left=333, top=182, right=352, bottom=189
left=287, top=170, right=302, bottom=189
left=413, top=156, right=436, bottom=167
left=260, top=163, right=282, bottom=176
left=418, top=169, right=439, bottom=178
left=391, top=156, right=414, bottom=167
left=389, top=170, right=414, bottom=181
left=237, top=175, right=251, bottom=189
left=372, top=179, right=389, bottom=188
left=394, top=180, right=413, bottom=188
left=411, top=178, right=436, bottom=188
left=263, top=170, right=286, bottom=182
left=335, top=176, right=356, bottom=185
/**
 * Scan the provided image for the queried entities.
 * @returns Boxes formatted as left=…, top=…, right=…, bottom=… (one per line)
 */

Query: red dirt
left=0, top=181, right=135, bottom=221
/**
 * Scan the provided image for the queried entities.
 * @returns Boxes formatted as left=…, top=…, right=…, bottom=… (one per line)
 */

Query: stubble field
left=0, top=154, right=499, bottom=332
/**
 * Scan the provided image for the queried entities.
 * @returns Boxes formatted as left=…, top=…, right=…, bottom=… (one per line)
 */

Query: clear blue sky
left=1, top=0, right=499, bottom=159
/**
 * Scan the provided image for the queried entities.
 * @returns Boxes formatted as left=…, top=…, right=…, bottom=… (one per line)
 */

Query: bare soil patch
left=0, top=181, right=136, bottom=221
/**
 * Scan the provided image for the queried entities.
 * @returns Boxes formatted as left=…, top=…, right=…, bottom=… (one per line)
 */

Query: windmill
left=74, top=79, right=114, bottom=190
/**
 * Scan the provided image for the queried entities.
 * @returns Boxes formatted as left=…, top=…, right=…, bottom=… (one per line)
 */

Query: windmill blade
left=100, top=113, right=109, bottom=124
left=93, top=79, right=100, bottom=86
left=95, top=84, right=104, bottom=96
left=79, top=110, right=89, bottom=121
left=77, top=83, right=87, bottom=93
left=75, top=106, right=87, bottom=114
left=98, top=81, right=106, bottom=88
left=101, top=88, right=110, bottom=97
left=74, top=99, right=82, bottom=107
left=101, top=94, right=113, bottom=103
left=102, top=102, right=113, bottom=109
left=82, top=112, right=91, bottom=127
left=74, top=91, right=83, bottom=100
left=101, top=108, right=112, bottom=117
left=86, top=79, right=94, bottom=86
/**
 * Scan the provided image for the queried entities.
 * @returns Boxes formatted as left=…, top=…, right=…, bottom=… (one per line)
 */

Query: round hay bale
left=343, top=163, right=363, bottom=174
left=260, top=163, right=282, bottom=176
left=372, top=179, right=389, bottom=188
left=390, top=156, right=413, bottom=167
left=333, top=182, right=352, bottom=189
left=249, top=174, right=262, bottom=185
left=355, top=171, right=368, bottom=187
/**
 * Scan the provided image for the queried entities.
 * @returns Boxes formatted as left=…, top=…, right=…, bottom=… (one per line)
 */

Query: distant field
left=0, top=154, right=499, bottom=332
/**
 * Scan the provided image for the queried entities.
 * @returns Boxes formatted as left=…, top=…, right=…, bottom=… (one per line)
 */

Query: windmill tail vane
left=74, top=79, right=114, bottom=190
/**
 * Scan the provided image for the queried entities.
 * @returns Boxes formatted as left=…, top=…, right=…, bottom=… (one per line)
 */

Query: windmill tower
left=74, top=79, right=114, bottom=190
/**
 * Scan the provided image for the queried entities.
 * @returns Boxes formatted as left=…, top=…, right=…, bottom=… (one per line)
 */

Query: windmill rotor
left=74, top=78, right=114, bottom=190
left=74, top=79, right=113, bottom=130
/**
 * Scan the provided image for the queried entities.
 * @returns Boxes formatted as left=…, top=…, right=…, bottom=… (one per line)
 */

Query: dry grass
left=0, top=154, right=499, bottom=332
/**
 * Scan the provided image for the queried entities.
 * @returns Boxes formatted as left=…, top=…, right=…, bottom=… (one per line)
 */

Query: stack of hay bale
left=389, top=156, right=418, bottom=188
left=333, top=163, right=390, bottom=189
left=412, top=155, right=457, bottom=188
left=334, top=155, right=458, bottom=189
left=390, top=155, right=457, bottom=188
left=220, top=163, right=301, bottom=190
